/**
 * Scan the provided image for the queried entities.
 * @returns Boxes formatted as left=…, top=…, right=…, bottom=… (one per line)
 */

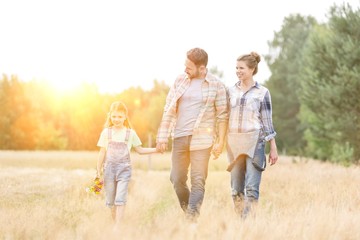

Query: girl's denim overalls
left=103, top=128, right=132, bottom=207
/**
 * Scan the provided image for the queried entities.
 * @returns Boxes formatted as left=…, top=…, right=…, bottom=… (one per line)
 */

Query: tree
left=209, top=66, right=224, bottom=79
left=264, top=14, right=317, bottom=155
left=299, top=3, right=360, bottom=163
left=0, top=75, right=13, bottom=149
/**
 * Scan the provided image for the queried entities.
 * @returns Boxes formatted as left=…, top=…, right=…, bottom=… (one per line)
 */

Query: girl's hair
left=187, top=47, right=208, bottom=67
left=104, top=101, right=132, bottom=128
left=237, top=52, right=261, bottom=76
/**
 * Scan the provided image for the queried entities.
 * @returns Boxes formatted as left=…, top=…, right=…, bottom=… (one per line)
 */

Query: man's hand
left=211, top=142, right=224, bottom=160
left=156, top=142, right=167, bottom=153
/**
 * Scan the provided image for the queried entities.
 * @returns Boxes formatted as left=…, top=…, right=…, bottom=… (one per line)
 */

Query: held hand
left=211, top=143, right=223, bottom=160
left=94, top=176, right=104, bottom=185
left=156, top=143, right=162, bottom=153
left=212, top=152, right=220, bottom=160
left=156, top=142, right=167, bottom=153
left=94, top=171, right=102, bottom=180
left=94, top=174, right=99, bottom=180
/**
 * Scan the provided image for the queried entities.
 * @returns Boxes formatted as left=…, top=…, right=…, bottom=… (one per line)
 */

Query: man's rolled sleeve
left=156, top=78, right=179, bottom=143
left=215, top=82, right=229, bottom=123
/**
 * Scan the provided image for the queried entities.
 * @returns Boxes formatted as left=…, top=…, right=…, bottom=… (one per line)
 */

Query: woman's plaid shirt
left=228, top=81, right=276, bottom=142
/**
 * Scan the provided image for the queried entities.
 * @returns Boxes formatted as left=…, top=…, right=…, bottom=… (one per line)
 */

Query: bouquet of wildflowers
left=86, top=177, right=104, bottom=195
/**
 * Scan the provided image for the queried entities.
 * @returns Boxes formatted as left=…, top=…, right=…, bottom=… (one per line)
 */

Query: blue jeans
left=170, top=136, right=212, bottom=219
left=104, top=162, right=132, bottom=207
left=229, top=140, right=266, bottom=217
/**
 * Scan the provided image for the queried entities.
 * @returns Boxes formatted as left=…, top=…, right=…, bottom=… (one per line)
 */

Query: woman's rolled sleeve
left=261, top=91, right=277, bottom=141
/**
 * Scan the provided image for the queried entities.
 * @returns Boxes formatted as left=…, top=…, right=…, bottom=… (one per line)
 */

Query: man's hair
left=187, top=48, right=208, bottom=67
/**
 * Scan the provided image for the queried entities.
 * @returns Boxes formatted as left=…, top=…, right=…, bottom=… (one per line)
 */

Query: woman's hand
left=268, top=147, right=278, bottom=165
left=211, top=142, right=224, bottom=160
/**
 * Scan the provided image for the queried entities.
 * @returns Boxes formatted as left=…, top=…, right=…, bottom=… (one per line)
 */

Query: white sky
left=0, top=0, right=359, bottom=93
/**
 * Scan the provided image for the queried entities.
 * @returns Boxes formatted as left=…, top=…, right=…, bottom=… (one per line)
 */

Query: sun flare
left=46, top=78, right=83, bottom=94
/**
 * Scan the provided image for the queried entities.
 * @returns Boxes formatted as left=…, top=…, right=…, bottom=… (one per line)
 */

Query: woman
left=226, top=52, right=278, bottom=218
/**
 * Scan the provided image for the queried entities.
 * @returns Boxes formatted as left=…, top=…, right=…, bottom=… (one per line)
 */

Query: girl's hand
left=94, top=171, right=101, bottom=180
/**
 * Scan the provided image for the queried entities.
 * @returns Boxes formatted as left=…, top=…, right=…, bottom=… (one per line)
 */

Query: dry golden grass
left=1, top=151, right=359, bottom=240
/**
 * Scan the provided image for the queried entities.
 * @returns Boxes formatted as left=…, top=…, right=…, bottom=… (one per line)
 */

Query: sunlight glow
left=134, top=99, right=141, bottom=107
left=49, top=79, right=83, bottom=94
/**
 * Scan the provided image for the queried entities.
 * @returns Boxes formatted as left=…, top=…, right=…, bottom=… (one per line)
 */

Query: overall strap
left=107, top=128, right=112, bottom=140
left=124, top=129, right=131, bottom=144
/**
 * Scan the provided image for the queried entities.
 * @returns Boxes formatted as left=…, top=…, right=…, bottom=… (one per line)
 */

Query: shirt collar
left=204, top=72, right=215, bottom=82
left=235, top=81, right=260, bottom=89
left=183, top=72, right=216, bottom=83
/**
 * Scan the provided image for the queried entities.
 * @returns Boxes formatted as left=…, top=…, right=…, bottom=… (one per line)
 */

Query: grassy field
left=1, top=151, right=359, bottom=240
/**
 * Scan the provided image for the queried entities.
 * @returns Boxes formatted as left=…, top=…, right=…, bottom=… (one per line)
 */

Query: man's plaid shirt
left=156, top=73, right=229, bottom=150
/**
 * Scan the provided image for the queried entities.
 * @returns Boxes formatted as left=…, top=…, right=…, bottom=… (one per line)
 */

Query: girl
left=95, top=101, right=158, bottom=229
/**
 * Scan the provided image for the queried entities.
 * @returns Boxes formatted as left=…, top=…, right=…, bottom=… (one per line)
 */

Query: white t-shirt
left=97, top=127, right=142, bottom=151
left=174, top=78, right=203, bottom=138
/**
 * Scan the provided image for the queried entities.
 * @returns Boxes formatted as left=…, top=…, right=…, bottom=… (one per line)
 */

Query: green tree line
left=265, top=3, right=360, bottom=164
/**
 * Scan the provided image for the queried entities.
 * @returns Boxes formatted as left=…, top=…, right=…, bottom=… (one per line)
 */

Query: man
left=156, top=47, right=229, bottom=221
